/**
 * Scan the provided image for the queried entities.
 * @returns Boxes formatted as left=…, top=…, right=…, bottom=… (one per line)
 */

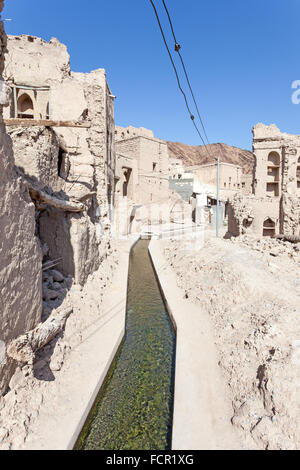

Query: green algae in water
left=75, top=240, right=176, bottom=450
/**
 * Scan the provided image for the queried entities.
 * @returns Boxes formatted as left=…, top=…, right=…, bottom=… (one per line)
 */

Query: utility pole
left=216, top=157, right=220, bottom=238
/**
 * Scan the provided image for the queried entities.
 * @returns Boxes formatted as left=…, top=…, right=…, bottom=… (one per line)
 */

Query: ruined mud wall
left=138, top=137, right=169, bottom=204
left=0, top=9, right=42, bottom=394
left=48, top=69, right=116, bottom=282
left=3, top=36, right=117, bottom=286
left=115, top=131, right=170, bottom=206
left=8, top=126, right=61, bottom=190
left=115, top=125, right=154, bottom=140
left=282, top=194, right=300, bottom=236
left=228, top=194, right=279, bottom=237
left=4, top=35, right=70, bottom=88
left=115, top=137, right=141, bottom=163
left=106, top=83, right=116, bottom=212
left=228, top=124, right=300, bottom=238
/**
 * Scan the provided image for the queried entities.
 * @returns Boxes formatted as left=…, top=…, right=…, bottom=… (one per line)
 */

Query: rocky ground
left=0, top=244, right=119, bottom=450
left=164, top=233, right=300, bottom=450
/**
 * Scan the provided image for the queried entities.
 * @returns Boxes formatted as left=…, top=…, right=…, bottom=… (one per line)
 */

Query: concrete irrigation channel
left=75, top=239, right=176, bottom=450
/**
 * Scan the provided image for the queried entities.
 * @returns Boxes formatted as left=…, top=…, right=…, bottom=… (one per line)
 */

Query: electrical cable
left=161, top=0, right=212, bottom=153
left=148, top=0, right=211, bottom=157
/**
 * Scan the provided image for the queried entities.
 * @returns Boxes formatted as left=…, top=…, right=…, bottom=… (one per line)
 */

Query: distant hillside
left=167, top=142, right=255, bottom=175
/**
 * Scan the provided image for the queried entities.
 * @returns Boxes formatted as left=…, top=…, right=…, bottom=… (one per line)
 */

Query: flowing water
left=75, top=240, right=176, bottom=450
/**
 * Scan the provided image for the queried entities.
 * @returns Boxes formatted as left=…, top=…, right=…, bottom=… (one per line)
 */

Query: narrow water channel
left=75, top=240, right=176, bottom=450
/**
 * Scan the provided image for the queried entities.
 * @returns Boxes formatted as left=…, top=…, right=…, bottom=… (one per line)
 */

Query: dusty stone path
left=163, top=234, right=300, bottom=450
left=149, top=239, right=241, bottom=450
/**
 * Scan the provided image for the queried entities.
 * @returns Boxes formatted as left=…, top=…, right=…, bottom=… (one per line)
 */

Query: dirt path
left=150, top=239, right=241, bottom=450
left=163, top=234, right=300, bottom=450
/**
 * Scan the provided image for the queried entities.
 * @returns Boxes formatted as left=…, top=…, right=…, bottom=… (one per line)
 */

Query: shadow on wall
left=13, top=165, right=76, bottom=275
left=11, top=170, right=75, bottom=383
left=33, top=209, right=74, bottom=382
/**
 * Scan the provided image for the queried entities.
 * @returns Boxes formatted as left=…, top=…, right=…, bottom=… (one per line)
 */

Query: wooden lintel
left=3, top=118, right=91, bottom=128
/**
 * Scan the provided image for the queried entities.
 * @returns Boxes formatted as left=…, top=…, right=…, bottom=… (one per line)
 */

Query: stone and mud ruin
left=0, top=0, right=299, bottom=451
left=229, top=123, right=300, bottom=239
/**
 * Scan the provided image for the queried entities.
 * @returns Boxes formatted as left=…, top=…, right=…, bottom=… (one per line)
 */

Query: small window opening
left=122, top=168, right=132, bottom=198
left=263, top=218, right=276, bottom=237
left=17, top=93, right=34, bottom=119
left=58, top=148, right=64, bottom=176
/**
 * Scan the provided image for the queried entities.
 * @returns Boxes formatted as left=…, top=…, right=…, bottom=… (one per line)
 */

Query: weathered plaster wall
left=8, top=126, right=61, bottom=190
left=115, top=128, right=169, bottom=207
left=47, top=70, right=116, bottom=283
left=0, top=12, right=42, bottom=395
left=4, top=35, right=70, bottom=87
left=228, top=195, right=280, bottom=237
left=228, top=124, right=300, bottom=238
left=39, top=210, right=102, bottom=285
left=282, top=194, right=300, bottom=236
left=169, top=158, right=184, bottom=179
left=115, top=153, right=139, bottom=201
left=3, top=35, right=117, bottom=286
left=115, top=125, right=154, bottom=140
left=187, top=162, right=247, bottom=200
left=115, top=137, right=141, bottom=162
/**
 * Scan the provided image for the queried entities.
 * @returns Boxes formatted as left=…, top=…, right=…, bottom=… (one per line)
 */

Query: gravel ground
left=164, top=234, right=300, bottom=450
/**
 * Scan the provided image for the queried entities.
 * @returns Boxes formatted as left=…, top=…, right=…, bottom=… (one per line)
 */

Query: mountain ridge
left=167, top=141, right=255, bottom=175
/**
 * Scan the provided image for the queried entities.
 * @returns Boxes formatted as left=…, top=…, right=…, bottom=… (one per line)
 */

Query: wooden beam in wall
left=3, top=118, right=91, bottom=128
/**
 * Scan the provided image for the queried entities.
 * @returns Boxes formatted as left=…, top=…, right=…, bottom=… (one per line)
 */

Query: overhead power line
left=148, top=0, right=212, bottom=159
left=162, top=0, right=211, bottom=148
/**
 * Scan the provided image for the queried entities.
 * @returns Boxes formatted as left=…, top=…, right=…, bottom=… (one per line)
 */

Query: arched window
left=266, top=152, right=280, bottom=197
left=263, top=218, right=276, bottom=237
left=17, top=93, right=34, bottom=119
left=267, top=152, right=280, bottom=167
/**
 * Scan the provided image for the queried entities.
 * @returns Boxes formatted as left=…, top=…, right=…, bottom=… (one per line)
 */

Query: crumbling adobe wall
left=106, top=83, right=116, bottom=211
left=0, top=8, right=42, bottom=395
left=46, top=69, right=116, bottom=281
left=74, top=70, right=116, bottom=219
left=7, top=126, right=61, bottom=190
left=281, top=194, right=300, bottom=236
left=253, top=124, right=300, bottom=199
left=39, top=209, right=103, bottom=285
left=229, top=124, right=300, bottom=239
left=115, top=128, right=170, bottom=208
left=228, top=194, right=279, bottom=237
left=115, top=137, right=141, bottom=165
left=4, top=35, right=70, bottom=88
left=115, top=125, right=154, bottom=141
left=3, top=35, right=117, bottom=286
left=228, top=195, right=254, bottom=236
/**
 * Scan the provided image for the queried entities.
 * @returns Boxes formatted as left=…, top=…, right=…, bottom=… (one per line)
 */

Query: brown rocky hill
left=167, top=142, right=255, bottom=175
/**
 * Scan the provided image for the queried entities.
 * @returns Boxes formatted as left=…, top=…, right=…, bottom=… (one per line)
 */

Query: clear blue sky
left=3, top=0, right=300, bottom=150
